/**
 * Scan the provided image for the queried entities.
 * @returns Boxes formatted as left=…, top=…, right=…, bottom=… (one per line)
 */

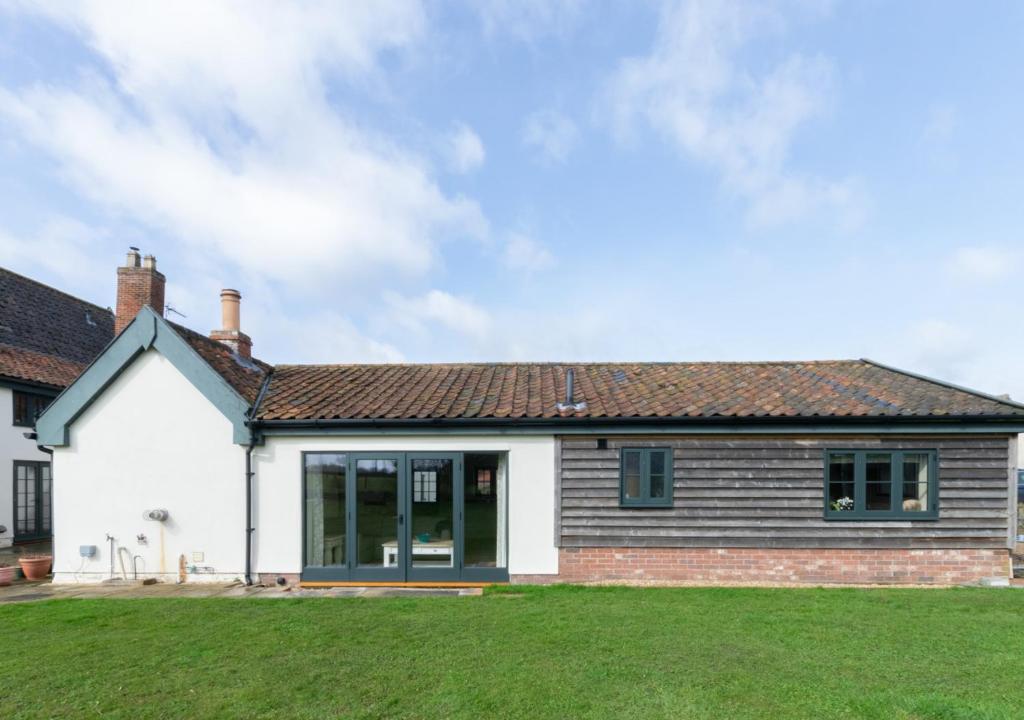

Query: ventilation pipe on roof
left=556, top=368, right=587, bottom=413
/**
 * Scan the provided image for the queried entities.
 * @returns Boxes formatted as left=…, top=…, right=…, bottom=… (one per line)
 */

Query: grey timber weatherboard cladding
left=558, top=436, right=1013, bottom=549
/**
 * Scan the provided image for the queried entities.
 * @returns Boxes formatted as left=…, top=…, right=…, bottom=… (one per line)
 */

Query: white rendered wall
left=0, top=386, right=50, bottom=548
left=254, top=435, right=559, bottom=577
left=51, top=351, right=245, bottom=583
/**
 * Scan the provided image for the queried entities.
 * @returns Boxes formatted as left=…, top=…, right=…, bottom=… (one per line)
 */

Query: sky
left=0, top=1, right=1022, bottom=398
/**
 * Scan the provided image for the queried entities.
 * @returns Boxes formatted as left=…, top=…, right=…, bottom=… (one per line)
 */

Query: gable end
left=36, top=306, right=253, bottom=445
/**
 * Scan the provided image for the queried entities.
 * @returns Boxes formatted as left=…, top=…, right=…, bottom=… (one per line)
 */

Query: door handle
left=398, top=513, right=404, bottom=525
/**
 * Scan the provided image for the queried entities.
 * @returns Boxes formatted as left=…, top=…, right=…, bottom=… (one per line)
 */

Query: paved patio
left=0, top=578, right=481, bottom=603
left=0, top=538, right=52, bottom=567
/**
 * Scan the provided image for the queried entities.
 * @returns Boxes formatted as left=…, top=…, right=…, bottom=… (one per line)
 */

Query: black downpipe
left=244, top=371, right=274, bottom=587
left=244, top=436, right=256, bottom=586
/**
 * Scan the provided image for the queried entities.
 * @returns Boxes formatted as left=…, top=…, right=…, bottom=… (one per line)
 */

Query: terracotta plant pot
left=0, top=565, right=15, bottom=586
left=18, top=555, right=52, bottom=581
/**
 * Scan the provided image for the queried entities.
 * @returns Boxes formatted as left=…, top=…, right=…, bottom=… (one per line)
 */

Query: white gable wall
left=51, top=350, right=245, bottom=583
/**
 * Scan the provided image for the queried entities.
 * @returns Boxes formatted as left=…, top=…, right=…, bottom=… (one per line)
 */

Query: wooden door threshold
left=300, top=581, right=500, bottom=589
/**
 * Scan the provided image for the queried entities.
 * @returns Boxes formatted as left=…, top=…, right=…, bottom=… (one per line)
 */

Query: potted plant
left=0, top=563, right=15, bottom=586
left=17, top=554, right=52, bottom=581
left=830, top=496, right=854, bottom=512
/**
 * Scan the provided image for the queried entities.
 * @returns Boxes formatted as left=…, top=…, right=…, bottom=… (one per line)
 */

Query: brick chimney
left=210, top=289, right=252, bottom=359
left=115, top=248, right=165, bottom=334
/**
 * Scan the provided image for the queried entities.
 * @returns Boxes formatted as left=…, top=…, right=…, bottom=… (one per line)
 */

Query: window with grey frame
left=620, top=447, right=673, bottom=507
left=12, top=391, right=51, bottom=427
left=825, top=449, right=938, bottom=520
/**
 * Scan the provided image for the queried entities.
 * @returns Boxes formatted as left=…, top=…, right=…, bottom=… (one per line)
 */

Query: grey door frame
left=348, top=452, right=406, bottom=583
left=13, top=460, right=51, bottom=543
left=300, top=450, right=510, bottom=583
left=405, top=453, right=462, bottom=583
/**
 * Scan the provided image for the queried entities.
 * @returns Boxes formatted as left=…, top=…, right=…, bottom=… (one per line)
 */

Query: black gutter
left=254, top=413, right=1024, bottom=431
left=244, top=370, right=274, bottom=586
left=23, top=430, right=53, bottom=457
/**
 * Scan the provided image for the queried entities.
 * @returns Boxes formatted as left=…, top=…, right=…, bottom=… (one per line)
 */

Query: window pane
left=304, top=453, right=346, bottom=567
left=902, top=453, right=930, bottom=512
left=13, top=393, right=28, bottom=425
left=865, top=453, right=893, bottom=511
left=464, top=453, right=505, bottom=568
left=355, top=458, right=399, bottom=568
left=651, top=450, right=667, bottom=501
left=828, top=453, right=855, bottom=512
left=410, top=459, right=453, bottom=568
left=649, top=451, right=669, bottom=500
left=622, top=451, right=642, bottom=500
left=865, top=482, right=892, bottom=511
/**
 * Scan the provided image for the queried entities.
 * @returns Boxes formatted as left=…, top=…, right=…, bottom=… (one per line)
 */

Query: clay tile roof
left=0, top=343, right=92, bottom=388
left=0, top=267, right=115, bottom=388
left=252, top=360, right=1024, bottom=422
left=169, top=322, right=272, bottom=405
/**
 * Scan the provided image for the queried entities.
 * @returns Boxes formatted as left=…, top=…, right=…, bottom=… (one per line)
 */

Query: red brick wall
left=115, top=266, right=165, bottom=334
left=513, top=547, right=1010, bottom=585
left=258, top=573, right=300, bottom=587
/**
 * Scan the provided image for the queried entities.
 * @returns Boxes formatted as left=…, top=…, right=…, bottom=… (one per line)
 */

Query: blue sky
left=1, top=2, right=1022, bottom=398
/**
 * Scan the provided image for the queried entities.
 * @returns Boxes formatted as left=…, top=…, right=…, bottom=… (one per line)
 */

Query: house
left=0, top=267, right=114, bottom=549
left=35, top=253, right=1024, bottom=586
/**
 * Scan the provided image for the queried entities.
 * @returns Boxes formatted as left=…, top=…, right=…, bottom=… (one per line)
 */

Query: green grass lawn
left=1, top=586, right=1022, bottom=719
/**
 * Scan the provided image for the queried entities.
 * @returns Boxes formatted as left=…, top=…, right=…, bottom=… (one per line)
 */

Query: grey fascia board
left=0, top=376, right=63, bottom=395
left=255, top=416, right=1024, bottom=437
left=37, top=307, right=252, bottom=446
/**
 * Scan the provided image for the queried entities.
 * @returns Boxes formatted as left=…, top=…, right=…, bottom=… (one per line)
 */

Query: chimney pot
left=210, top=288, right=252, bottom=359
left=125, top=248, right=141, bottom=268
left=220, top=289, right=241, bottom=332
left=142, top=254, right=157, bottom=270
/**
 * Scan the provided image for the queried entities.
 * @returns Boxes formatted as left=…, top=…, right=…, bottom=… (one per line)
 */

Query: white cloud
left=948, top=246, right=1019, bottom=281
left=0, top=2, right=486, bottom=293
left=522, top=109, right=579, bottom=164
left=0, top=218, right=112, bottom=302
left=384, top=289, right=491, bottom=340
left=503, top=232, right=555, bottom=272
left=602, top=0, right=863, bottom=229
left=474, top=0, right=586, bottom=42
left=252, top=305, right=405, bottom=364
left=446, top=123, right=485, bottom=174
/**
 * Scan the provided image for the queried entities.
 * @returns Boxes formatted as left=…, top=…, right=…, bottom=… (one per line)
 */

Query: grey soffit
left=36, top=306, right=253, bottom=445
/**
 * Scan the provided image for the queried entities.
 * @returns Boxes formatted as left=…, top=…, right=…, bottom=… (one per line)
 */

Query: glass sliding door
left=406, top=454, right=460, bottom=582
left=299, top=451, right=509, bottom=583
left=352, top=454, right=405, bottom=581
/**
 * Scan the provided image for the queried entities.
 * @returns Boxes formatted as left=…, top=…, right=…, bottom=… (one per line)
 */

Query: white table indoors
left=381, top=538, right=453, bottom=568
